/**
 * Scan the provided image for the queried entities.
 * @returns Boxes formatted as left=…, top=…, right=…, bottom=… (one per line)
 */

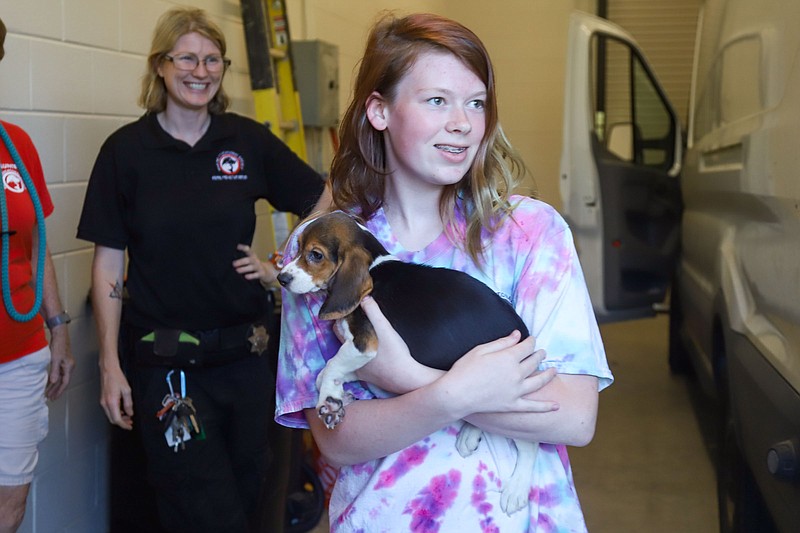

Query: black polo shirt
left=77, top=112, right=325, bottom=330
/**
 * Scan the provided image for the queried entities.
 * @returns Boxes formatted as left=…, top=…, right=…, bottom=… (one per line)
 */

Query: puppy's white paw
left=500, top=475, right=529, bottom=515
left=316, top=369, right=346, bottom=429
left=455, top=423, right=483, bottom=457
left=318, top=396, right=345, bottom=429
left=500, top=439, right=538, bottom=515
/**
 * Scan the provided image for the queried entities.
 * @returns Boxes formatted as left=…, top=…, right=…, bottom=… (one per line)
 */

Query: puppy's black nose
left=276, top=272, right=292, bottom=287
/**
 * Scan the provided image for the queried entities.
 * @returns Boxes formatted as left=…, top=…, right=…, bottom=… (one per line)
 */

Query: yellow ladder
left=240, top=0, right=308, bottom=248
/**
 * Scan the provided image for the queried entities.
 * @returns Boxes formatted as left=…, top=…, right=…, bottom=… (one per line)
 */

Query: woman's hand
left=233, top=244, right=277, bottom=285
left=431, top=332, right=559, bottom=420
left=45, top=326, right=75, bottom=401
left=356, top=296, right=444, bottom=393
left=357, top=296, right=558, bottom=415
left=99, top=360, right=134, bottom=430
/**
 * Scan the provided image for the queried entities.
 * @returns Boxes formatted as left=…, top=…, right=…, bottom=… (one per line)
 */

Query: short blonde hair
left=139, top=7, right=230, bottom=114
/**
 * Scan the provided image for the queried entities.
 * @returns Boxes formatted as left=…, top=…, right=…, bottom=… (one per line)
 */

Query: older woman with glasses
left=77, top=6, right=329, bottom=533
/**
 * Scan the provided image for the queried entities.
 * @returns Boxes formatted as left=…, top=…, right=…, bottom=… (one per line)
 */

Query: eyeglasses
left=164, top=53, right=231, bottom=73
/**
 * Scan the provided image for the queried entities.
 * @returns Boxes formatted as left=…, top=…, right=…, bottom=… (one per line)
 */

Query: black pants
left=132, top=354, right=274, bottom=533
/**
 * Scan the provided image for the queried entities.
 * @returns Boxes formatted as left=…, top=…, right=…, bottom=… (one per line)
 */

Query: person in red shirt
left=0, top=17, right=75, bottom=533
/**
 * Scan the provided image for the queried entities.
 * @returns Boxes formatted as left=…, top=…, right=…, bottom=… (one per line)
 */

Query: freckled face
left=158, top=32, right=223, bottom=112
left=369, top=51, right=487, bottom=190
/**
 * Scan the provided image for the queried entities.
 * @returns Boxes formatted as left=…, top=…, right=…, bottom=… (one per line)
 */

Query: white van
left=560, top=3, right=800, bottom=532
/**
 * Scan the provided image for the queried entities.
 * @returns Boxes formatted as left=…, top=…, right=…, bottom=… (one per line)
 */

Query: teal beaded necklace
left=0, top=121, right=46, bottom=321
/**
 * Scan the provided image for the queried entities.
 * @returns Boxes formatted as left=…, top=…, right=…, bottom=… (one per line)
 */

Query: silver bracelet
left=46, top=311, right=71, bottom=330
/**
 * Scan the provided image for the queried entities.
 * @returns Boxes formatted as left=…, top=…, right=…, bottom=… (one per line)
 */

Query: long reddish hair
left=330, top=12, right=528, bottom=263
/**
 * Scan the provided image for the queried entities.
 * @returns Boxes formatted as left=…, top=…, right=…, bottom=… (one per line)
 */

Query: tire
left=717, top=384, right=776, bottom=532
left=668, top=281, right=693, bottom=374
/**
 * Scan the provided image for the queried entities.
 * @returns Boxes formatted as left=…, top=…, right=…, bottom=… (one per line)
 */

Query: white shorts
left=0, top=346, right=50, bottom=486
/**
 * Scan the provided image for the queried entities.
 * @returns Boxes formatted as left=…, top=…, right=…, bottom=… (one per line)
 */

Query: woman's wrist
left=45, top=311, right=71, bottom=330
left=260, top=261, right=279, bottom=285
left=424, top=375, right=472, bottom=423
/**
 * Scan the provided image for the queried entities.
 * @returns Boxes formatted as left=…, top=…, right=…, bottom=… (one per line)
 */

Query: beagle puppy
left=278, top=211, right=539, bottom=514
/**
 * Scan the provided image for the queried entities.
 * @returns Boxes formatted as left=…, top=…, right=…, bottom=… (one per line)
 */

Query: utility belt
left=128, top=317, right=272, bottom=369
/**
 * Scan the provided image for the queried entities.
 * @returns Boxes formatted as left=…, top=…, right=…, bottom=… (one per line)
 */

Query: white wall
left=0, top=1, right=594, bottom=531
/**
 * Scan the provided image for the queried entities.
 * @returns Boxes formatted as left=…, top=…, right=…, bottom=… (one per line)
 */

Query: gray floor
left=311, top=314, right=719, bottom=532
left=571, top=315, right=718, bottom=532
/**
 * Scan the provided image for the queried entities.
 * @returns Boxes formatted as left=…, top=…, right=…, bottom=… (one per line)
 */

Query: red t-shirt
left=0, top=121, right=54, bottom=364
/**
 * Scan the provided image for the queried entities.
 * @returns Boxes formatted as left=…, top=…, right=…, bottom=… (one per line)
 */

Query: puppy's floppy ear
left=319, top=246, right=373, bottom=320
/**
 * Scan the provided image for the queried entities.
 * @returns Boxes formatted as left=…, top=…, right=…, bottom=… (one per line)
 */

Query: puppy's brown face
left=278, top=221, right=342, bottom=294
left=277, top=213, right=374, bottom=319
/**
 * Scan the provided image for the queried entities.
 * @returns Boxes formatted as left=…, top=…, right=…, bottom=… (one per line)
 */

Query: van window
left=693, top=35, right=762, bottom=142
left=590, top=35, right=675, bottom=170
left=720, top=36, right=762, bottom=123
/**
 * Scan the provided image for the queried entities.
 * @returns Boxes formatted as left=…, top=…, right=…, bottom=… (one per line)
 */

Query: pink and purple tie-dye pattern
left=471, top=465, right=501, bottom=533
left=375, top=445, right=431, bottom=490
left=275, top=196, right=613, bottom=532
left=404, top=469, right=461, bottom=532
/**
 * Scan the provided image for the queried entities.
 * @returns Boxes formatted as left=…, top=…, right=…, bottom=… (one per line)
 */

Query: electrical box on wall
left=292, top=40, right=339, bottom=127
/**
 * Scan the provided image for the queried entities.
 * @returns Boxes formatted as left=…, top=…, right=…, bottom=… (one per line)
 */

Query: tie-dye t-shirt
left=276, top=196, right=613, bottom=532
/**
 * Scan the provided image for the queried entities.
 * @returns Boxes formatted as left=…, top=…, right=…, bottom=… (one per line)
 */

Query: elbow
left=312, top=430, right=379, bottom=469
left=305, top=412, right=359, bottom=469
left=313, top=440, right=348, bottom=470
left=567, top=411, right=597, bottom=447
left=562, top=377, right=599, bottom=447
left=569, top=422, right=596, bottom=448
left=315, top=445, right=371, bottom=471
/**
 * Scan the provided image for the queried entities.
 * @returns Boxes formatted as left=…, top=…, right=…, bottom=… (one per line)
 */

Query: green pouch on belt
left=137, top=329, right=202, bottom=366
left=141, top=329, right=200, bottom=356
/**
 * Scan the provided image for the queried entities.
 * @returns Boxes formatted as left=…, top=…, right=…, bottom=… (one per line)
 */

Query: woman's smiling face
left=369, top=50, right=487, bottom=190
left=158, top=31, right=224, bottom=112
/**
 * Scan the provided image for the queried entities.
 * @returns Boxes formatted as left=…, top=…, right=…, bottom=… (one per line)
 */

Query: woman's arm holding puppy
left=354, top=296, right=598, bottom=446
left=307, top=320, right=553, bottom=468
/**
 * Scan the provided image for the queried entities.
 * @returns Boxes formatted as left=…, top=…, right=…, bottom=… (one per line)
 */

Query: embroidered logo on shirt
left=2, top=165, right=26, bottom=194
left=212, top=151, right=247, bottom=181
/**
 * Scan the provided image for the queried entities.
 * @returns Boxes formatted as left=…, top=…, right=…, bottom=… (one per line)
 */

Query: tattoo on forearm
left=109, top=281, right=123, bottom=300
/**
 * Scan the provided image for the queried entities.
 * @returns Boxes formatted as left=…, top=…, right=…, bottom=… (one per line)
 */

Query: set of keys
left=157, top=370, right=204, bottom=452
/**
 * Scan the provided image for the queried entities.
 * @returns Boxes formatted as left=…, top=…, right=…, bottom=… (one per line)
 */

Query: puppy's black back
left=370, top=261, right=529, bottom=370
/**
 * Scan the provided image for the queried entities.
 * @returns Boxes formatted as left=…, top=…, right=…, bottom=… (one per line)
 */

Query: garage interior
left=2, top=1, right=735, bottom=532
